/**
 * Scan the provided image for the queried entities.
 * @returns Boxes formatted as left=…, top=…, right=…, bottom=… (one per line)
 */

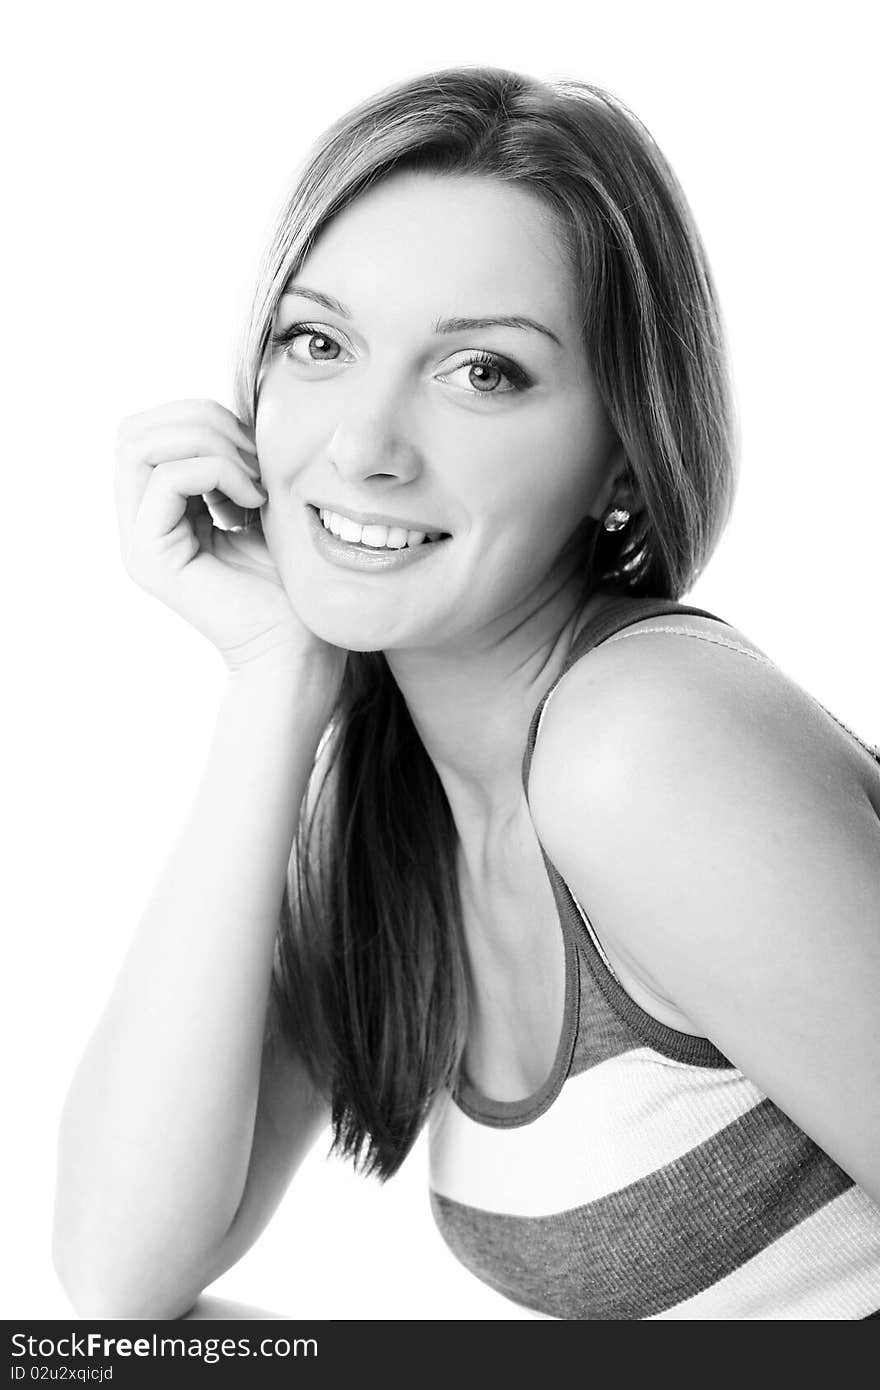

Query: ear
left=585, top=443, right=636, bottom=522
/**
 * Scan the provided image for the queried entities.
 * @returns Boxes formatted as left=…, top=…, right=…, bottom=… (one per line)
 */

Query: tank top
left=428, top=595, right=880, bottom=1319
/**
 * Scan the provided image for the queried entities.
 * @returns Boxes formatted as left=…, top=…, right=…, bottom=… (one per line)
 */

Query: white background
left=3, top=0, right=877, bottom=1320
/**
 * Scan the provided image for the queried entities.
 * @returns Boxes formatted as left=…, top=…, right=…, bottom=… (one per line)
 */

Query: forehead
left=294, top=172, right=576, bottom=330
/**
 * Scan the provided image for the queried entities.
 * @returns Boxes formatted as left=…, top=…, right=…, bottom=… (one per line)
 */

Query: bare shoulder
left=530, top=608, right=877, bottom=818
left=526, top=607, right=828, bottom=956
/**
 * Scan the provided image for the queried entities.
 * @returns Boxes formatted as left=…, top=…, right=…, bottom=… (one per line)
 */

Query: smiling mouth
left=311, top=505, right=450, bottom=551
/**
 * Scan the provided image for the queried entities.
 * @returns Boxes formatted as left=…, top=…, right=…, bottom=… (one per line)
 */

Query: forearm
left=52, top=664, right=334, bottom=1313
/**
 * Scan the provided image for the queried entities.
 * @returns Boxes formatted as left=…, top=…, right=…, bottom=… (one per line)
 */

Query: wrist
left=223, top=651, right=342, bottom=723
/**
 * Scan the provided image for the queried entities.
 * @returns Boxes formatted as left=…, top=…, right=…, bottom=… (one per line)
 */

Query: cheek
left=460, top=403, right=608, bottom=534
left=254, top=374, right=327, bottom=479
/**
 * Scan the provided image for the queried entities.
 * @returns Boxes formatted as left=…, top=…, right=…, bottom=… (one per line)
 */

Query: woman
left=52, top=66, right=880, bottom=1321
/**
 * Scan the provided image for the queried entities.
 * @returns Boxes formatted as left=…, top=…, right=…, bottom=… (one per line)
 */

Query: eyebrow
left=279, top=282, right=563, bottom=347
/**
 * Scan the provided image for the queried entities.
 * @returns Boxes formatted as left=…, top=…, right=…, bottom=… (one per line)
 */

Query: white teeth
left=317, top=507, right=442, bottom=550
left=360, top=524, right=390, bottom=548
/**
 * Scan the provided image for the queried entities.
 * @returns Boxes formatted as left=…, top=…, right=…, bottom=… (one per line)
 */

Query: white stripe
left=429, top=1048, right=763, bottom=1217
left=647, top=1186, right=880, bottom=1320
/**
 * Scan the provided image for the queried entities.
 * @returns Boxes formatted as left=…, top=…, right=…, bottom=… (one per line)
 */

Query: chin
left=289, top=598, right=401, bottom=655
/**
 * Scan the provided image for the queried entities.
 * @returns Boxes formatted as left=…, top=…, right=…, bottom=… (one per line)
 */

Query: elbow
left=51, top=1230, right=205, bottom=1322
left=51, top=1170, right=225, bottom=1321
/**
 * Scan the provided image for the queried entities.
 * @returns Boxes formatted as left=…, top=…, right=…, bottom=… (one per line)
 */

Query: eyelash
left=267, top=321, right=532, bottom=397
left=268, top=322, right=337, bottom=356
left=458, top=349, right=532, bottom=394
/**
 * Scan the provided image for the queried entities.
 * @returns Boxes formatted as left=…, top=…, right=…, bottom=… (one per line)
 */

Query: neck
left=384, top=576, right=622, bottom=843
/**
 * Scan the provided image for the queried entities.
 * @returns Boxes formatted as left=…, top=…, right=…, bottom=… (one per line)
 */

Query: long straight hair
left=232, top=66, right=738, bottom=1179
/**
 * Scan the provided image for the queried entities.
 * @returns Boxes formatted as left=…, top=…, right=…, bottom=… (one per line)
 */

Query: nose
left=327, top=405, right=424, bottom=489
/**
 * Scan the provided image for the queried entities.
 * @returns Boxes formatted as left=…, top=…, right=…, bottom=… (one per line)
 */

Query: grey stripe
left=564, top=926, right=732, bottom=1082
left=431, top=1099, right=854, bottom=1319
left=567, top=909, right=732, bottom=1072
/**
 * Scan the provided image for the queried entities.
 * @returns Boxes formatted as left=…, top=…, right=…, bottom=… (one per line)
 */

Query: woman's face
left=255, top=171, right=624, bottom=653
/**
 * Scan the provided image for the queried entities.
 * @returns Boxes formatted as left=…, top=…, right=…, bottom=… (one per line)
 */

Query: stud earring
left=603, top=507, right=631, bottom=533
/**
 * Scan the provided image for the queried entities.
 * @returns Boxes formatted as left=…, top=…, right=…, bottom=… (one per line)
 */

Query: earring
left=603, top=507, right=631, bottom=533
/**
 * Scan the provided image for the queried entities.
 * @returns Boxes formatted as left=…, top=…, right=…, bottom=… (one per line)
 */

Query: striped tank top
left=428, top=595, right=880, bottom=1319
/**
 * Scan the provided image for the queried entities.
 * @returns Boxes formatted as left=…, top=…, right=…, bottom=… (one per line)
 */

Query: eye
left=438, top=351, right=531, bottom=398
left=269, top=321, right=351, bottom=365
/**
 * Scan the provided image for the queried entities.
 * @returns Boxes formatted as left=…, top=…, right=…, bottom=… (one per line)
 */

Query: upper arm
left=529, top=632, right=880, bottom=1203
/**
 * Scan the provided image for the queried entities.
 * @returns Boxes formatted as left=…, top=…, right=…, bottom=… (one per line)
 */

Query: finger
left=130, top=422, right=259, bottom=467
left=132, top=457, right=266, bottom=546
left=115, top=427, right=260, bottom=551
left=184, top=493, right=212, bottom=526
left=186, top=488, right=254, bottom=535
left=203, top=489, right=254, bottom=532
left=184, top=493, right=221, bottom=548
left=117, top=423, right=259, bottom=473
left=117, top=399, right=256, bottom=454
left=178, top=495, right=214, bottom=555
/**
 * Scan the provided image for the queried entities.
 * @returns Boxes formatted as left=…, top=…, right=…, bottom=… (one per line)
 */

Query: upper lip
left=309, top=501, right=449, bottom=534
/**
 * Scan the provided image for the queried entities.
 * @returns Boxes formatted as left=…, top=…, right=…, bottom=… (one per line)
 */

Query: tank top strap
left=520, top=595, right=731, bottom=795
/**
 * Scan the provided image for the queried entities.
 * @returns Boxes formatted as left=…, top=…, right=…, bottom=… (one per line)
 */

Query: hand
left=114, top=398, right=345, bottom=687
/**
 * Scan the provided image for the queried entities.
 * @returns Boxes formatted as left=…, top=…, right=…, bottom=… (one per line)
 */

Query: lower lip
left=305, top=505, right=450, bottom=572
